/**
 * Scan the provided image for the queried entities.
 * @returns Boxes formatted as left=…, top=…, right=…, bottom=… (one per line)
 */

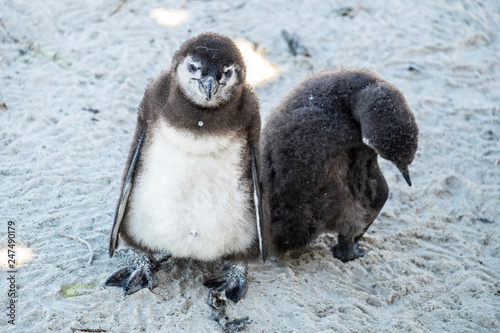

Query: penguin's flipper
left=250, top=145, right=265, bottom=263
left=109, top=131, right=146, bottom=257
left=331, top=235, right=370, bottom=263
left=203, top=264, right=248, bottom=303
left=105, top=254, right=158, bottom=295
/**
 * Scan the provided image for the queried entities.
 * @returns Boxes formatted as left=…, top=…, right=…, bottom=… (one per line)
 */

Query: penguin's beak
left=198, top=74, right=220, bottom=101
left=397, top=165, right=412, bottom=187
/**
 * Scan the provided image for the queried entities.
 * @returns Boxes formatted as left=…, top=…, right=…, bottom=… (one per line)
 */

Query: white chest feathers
left=126, top=121, right=256, bottom=261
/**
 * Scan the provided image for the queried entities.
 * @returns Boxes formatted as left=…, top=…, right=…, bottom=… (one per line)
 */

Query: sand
left=1, top=0, right=499, bottom=332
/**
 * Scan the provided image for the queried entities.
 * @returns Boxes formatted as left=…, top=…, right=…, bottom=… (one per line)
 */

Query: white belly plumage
left=126, top=121, right=256, bottom=261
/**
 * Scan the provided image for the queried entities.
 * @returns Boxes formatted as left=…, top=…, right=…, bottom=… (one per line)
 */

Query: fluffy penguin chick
left=261, top=68, right=418, bottom=262
left=105, top=33, right=264, bottom=302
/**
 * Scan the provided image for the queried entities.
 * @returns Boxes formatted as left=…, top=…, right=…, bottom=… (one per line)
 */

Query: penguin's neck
left=163, top=83, right=243, bottom=136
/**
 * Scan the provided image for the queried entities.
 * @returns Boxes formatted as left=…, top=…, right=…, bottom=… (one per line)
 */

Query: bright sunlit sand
left=235, top=39, right=280, bottom=86
left=149, top=8, right=189, bottom=28
left=0, top=242, right=34, bottom=269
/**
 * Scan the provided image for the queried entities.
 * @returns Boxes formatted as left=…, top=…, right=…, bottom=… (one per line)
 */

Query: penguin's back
left=262, top=68, right=381, bottom=168
left=262, top=104, right=363, bottom=251
left=273, top=68, right=379, bottom=118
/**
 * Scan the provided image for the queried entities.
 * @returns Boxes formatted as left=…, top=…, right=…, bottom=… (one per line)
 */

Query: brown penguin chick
left=261, top=67, right=418, bottom=262
left=105, top=33, right=264, bottom=302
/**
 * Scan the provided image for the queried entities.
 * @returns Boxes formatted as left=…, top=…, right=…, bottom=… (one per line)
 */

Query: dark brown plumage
left=261, top=67, right=418, bottom=262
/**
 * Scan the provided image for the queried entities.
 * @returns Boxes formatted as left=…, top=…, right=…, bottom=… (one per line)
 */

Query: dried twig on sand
left=0, top=20, right=20, bottom=43
left=71, top=328, right=110, bottom=333
left=58, top=233, right=95, bottom=266
left=81, top=107, right=100, bottom=114
left=281, top=30, right=311, bottom=57
left=336, top=6, right=364, bottom=18
left=109, top=2, right=125, bottom=16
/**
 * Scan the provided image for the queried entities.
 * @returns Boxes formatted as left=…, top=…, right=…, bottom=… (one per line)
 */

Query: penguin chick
left=261, top=67, right=418, bottom=262
left=105, top=33, right=264, bottom=302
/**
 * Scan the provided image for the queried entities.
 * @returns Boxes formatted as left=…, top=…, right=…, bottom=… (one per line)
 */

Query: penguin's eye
left=224, top=69, right=233, bottom=79
left=188, top=64, right=199, bottom=73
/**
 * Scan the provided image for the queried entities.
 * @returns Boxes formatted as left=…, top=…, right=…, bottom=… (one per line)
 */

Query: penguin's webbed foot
left=331, top=235, right=370, bottom=263
left=208, top=290, right=250, bottom=332
left=105, top=255, right=158, bottom=295
left=203, top=264, right=248, bottom=303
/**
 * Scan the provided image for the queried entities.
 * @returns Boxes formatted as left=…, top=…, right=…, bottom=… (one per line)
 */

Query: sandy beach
left=1, top=0, right=499, bottom=332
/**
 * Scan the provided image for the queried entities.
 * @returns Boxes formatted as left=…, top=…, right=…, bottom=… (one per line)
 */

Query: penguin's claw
left=203, top=264, right=248, bottom=303
left=331, top=237, right=370, bottom=263
left=208, top=290, right=250, bottom=332
left=203, top=275, right=228, bottom=290
left=105, top=256, right=158, bottom=295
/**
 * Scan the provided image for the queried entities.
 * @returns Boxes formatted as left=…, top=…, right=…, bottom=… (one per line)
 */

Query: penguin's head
left=172, top=33, right=246, bottom=108
left=357, top=82, right=419, bottom=186
left=364, top=128, right=417, bottom=187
